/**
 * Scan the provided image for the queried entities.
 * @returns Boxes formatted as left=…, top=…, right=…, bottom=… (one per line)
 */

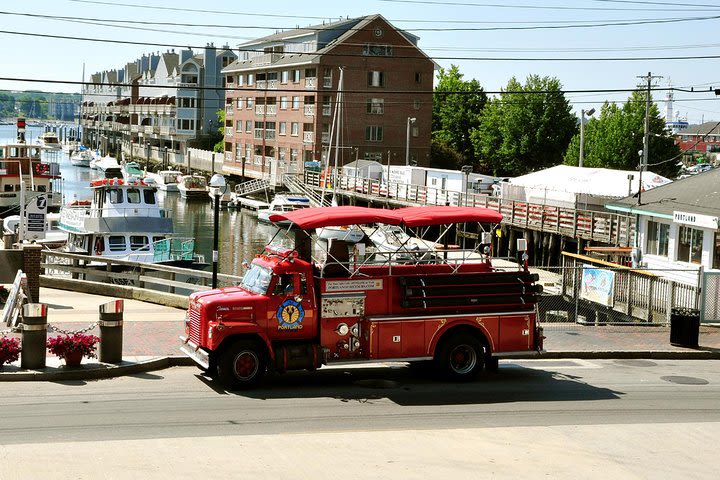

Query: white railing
left=303, top=131, right=314, bottom=143
left=303, top=105, right=315, bottom=116
left=305, top=77, right=317, bottom=89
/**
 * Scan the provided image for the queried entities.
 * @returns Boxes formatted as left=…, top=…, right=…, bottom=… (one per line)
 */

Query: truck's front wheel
left=435, top=334, right=483, bottom=381
left=217, top=340, right=266, bottom=389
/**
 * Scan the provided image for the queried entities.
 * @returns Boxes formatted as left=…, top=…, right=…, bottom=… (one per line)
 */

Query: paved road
left=1, top=360, right=718, bottom=479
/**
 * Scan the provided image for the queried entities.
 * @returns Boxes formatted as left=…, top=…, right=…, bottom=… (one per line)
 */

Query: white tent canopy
left=501, top=165, right=672, bottom=209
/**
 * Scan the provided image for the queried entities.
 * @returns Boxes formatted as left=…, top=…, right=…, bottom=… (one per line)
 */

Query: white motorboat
left=258, top=194, right=312, bottom=225
left=93, top=156, right=123, bottom=179
left=364, top=223, right=430, bottom=261
left=316, top=225, right=365, bottom=244
left=121, top=161, right=144, bottom=180
left=37, top=131, right=62, bottom=151
left=58, top=177, right=203, bottom=266
left=145, top=169, right=182, bottom=192
left=177, top=174, right=208, bottom=199
left=69, top=148, right=93, bottom=167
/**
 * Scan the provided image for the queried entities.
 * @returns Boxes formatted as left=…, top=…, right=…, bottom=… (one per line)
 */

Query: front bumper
left=179, top=336, right=210, bottom=370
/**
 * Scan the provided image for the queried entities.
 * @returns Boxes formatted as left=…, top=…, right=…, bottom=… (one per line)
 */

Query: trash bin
left=670, top=307, right=700, bottom=348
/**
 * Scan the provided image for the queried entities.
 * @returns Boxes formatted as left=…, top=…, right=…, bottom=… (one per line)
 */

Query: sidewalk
left=2, top=287, right=719, bottom=381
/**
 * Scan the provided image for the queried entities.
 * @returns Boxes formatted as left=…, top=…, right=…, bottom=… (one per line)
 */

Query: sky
left=3, top=0, right=720, bottom=124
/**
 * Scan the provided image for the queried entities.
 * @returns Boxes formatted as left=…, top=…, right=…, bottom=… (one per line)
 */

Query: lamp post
left=209, top=173, right=227, bottom=289
left=405, top=117, right=416, bottom=166
left=579, top=108, right=595, bottom=168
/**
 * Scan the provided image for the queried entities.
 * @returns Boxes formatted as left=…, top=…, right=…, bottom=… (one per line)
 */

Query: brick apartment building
left=221, top=14, right=435, bottom=182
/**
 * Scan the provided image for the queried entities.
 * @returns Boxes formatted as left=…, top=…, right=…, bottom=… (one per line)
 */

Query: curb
left=0, top=356, right=195, bottom=382
left=1, top=351, right=718, bottom=382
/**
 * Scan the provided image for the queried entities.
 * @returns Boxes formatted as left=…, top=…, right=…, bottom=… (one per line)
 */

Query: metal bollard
left=99, top=299, right=124, bottom=363
left=20, top=303, right=48, bottom=369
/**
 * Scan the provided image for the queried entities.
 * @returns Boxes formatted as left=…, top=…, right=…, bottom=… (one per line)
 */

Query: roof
left=343, top=160, right=383, bottom=169
left=606, top=167, right=720, bottom=218
left=269, top=206, right=503, bottom=229
left=674, top=122, right=720, bottom=136
left=509, top=165, right=671, bottom=197
left=238, top=17, right=361, bottom=46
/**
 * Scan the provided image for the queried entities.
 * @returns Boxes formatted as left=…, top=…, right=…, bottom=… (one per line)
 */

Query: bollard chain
left=48, top=322, right=99, bottom=335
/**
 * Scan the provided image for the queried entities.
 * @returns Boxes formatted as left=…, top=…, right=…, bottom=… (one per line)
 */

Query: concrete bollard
left=20, top=303, right=48, bottom=370
left=99, top=299, right=124, bottom=363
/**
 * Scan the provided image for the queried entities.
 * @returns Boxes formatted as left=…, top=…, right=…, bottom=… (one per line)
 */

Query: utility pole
left=636, top=72, right=662, bottom=205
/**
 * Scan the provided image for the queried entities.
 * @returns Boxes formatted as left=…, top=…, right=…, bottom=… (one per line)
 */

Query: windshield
left=240, top=263, right=272, bottom=295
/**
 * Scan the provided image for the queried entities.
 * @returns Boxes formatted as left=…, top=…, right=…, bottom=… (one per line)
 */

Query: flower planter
left=63, top=350, right=84, bottom=367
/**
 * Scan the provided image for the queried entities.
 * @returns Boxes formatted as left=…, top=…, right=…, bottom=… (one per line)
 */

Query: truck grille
left=188, top=306, right=202, bottom=345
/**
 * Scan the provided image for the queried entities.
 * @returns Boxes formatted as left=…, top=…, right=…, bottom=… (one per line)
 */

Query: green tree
left=471, top=75, right=577, bottom=176
left=431, top=65, right=487, bottom=165
left=213, top=109, right=225, bottom=153
left=563, top=91, right=681, bottom=178
left=430, top=139, right=464, bottom=170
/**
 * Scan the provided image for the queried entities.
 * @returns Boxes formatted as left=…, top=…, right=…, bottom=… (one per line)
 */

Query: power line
left=378, top=0, right=720, bottom=11
left=6, top=28, right=720, bottom=62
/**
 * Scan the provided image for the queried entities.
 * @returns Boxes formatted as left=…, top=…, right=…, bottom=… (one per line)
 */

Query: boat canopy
left=269, top=205, right=503, bottom=229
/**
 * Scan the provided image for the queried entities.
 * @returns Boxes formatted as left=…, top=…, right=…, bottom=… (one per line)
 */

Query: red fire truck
left=180, top=206, right=543, bottom=389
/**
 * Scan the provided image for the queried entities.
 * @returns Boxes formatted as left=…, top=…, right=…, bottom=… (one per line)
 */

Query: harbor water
left=1, top=124, right=276, bottom=277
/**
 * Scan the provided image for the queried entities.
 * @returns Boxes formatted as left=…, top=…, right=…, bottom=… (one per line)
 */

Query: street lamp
left=405, top=117, right=416, bottom=166
left=209, top=173, right=227, bottom=289
left=579, top=108, right=595, bottom=168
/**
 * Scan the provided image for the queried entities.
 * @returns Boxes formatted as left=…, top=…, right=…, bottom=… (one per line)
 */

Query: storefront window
left=677, top=225, right=703, bottom=264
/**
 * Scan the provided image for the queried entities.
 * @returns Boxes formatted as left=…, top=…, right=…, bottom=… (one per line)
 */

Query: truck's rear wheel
left=217, top=340, right=266, bottom=389
left=436, top=334, right=483, bottom=381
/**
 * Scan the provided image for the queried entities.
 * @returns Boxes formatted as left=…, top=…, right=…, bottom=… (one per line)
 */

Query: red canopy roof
left=268, top=205, right=503, bottom=229
left=393, top=206, right=503, bottom=227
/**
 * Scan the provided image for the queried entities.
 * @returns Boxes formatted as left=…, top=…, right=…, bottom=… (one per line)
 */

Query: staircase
left=282, top=174, right=328, bottom=207
left=232, top=178, right=271, bottom=197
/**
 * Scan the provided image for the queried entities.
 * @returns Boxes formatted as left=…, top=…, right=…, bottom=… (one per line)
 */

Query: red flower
left=46, top=333, right=100, bottom=359
left=0, top=336, right=21, bottom=365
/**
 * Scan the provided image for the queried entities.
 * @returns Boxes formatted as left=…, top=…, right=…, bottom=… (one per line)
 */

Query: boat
left=37, top=131, right=62, bottom=151
left=177, top=174, right=208, bottom=199
left=257, top=194, right=312, bottom=225
left=316, top=224, right=365, bottom=243
left=0, top=118, right=63, bottom=217
left=145, top=169, right=182, bottom=192
left=208, top=183, right=232, bottom=207
left=3, top=212, right=67, bottom=247
left=57, top=177, right=203, bottom=266
left=94, top=156, right=122, bottom=179
left=121, top=161, right=144, bottom=180
left=69, top=147, right=93, bottom=167
left=363, top=223, right=431, bottom=261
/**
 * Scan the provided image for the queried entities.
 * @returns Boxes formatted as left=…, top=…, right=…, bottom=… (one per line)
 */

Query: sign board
left=673, top=211, right=719, bottom=230
left=22, top=194, right=47, bottom=241
left=324, top=279, right=384, bottom=293
left=579, top=266, right=615, bottom=307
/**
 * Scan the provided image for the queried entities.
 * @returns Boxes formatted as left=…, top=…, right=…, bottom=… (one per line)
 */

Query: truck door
left=267, top=272, right=316, bottom=341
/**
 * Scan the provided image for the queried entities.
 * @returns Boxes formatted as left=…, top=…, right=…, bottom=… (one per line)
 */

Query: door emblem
left=277, top=299, right=305, bottom=330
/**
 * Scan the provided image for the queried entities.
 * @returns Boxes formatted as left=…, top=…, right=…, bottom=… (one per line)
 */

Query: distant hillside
left=0, top=90, right=81, bottom=121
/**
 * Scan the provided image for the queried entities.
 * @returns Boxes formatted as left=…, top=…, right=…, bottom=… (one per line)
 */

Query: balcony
left=255, top=105, right=277, bottom=116
left=303, top=132, right=314, bottom=144
left=225, top=106, right=234, bottom=117
left=159, top=126, right=176, bottom=136
left=305, top=77, right=317, bottom=89
left=303, top=105, right=315, bottom=117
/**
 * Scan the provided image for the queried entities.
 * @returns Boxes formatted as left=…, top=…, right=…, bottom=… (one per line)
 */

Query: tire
left=435, top=334, right=484, bottom=381
left=217, top=340, right=266, bottom=389
left=485, top=354, right=499, bottom=373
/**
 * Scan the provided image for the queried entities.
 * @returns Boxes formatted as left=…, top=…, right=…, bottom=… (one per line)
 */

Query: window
left=280, top=96, right=288, bottom=109
left=245, top=120, right=252, bottom=132
left=292, top=96, right=300, bottom=110
left=365, top=125, right=383, bottom=142
left=368, top=71, right=385, bottom=87
left=714, top=232, right=720, bottom=269
left=247, top=73, right=255, bottom=86
left=236, top=98, right=244, bottom=109
left=130, top=235, right=149, bottom=251
left=279, top=122, right=287, bottom=135
left=677, top=225, right=704, bottom=264
left=646, top=221, right=669, bottom=257
left=238, top=74, right=244, bottom=86
left=362, top=44, right=393, bottom=56
left=108, top=189, right=123, bottom=204
left=367, top=98, right=384, bottom=114
left=247, top=97, right=254, bottom=109
left=415, top=72, right=422, bottom=83
left=281, top=70, right=289, bottom=83
left=292, top=69, right=301, bottom=83
left=126, top=188, right=141, bottom=204
left=364, top=152, right=383, bottom=162
left=291, top=122, right=299, bottom=136
left=108, top=236, right=126, bottom=252
left=305, top=68, right=316, bottom=78
left=143, top=189, right=155, bottom=204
